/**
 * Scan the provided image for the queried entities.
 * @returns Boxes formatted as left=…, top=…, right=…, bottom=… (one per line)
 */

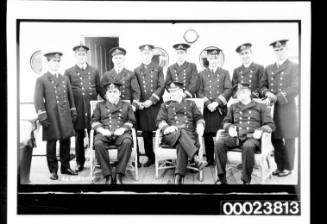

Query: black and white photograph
left=6, top=0, right=310, bottom=222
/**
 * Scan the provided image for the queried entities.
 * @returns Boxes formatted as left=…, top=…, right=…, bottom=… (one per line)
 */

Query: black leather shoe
left=116, top=173, right=124, bottom=184
left=50, top=172, right=58, bottom=180
left=272, top=169, right=281, bottom=176
left=61, top=168, right=78, bottom=175
left=278, top=169, right=292, bottom=177
left=174, top=174, right=183, bottom=184
left=75, top=164, right=84, bottom=172
left=143, top=158, right=154, bottom=167
left=105, top=175, right=113, bottom=184
left=215, top=178, right=227, bottom=185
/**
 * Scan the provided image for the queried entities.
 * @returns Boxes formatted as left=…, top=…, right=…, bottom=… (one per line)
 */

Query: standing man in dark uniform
left=64, top=44, right=101, bottom=172
left=101, top=47, right=141, bottom=111
left=156, top=81, right=207, bottom=184
left=197, top=47, right=232, bottom=166
left=134, top=44, right=165, bottom=167
left=215, top=83, right=275, bottom=184
left=260, top=39, right=299, bottom=177
left=165, top=43, right=199, bottom=98
left=232, top=43, right=264, bottom=98
left=91, top=81, right=136, bottom=184
left=34, top=51, right=78, bottom=180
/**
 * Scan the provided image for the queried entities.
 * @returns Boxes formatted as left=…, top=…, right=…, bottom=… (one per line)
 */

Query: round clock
left=183, top=29, right=199, bottom=44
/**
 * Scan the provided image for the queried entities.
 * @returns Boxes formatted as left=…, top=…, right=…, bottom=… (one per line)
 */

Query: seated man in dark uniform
left=214, top=83, right=275, bottom=185
left=91, top=81, right=136, bottom=185
left=156, top=81, right=207, bottom=184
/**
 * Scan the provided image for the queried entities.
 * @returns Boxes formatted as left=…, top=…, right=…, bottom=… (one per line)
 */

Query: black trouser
left=215, top=136, right=259, bottom=183
left=94, top=137, right=132, bottom=177
left=19, top=145, right=33, bottom=184
left=143, top=131, right=154, bottom=160
left=272, top=138, right=296, bottom=171
left=75, top=129, right=90, bottom=167
left=204, top=132, right=215, bottom=163
left=162, top=129, right=199, bottom=176
left=46, top=138, right=71, bottom=173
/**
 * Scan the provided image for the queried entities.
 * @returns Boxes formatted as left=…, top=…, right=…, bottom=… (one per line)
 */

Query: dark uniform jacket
left=197, top=67, right=232, bottom=133
left=101, top=68, right=141, bottom=107
left=64, top=64, right=101, bottom=130
left=91, top=100, right=136, bottom=145
left=156, top=99, right=205, bottom=146
left=34, top=72, right=76, bottom=141
left=259, top=59, right=299, bottom=139
left=223, top=100, right=275, bottom=142
left=166, top=61, right=199, bottom=97
left=232, top=62, right=264, bottom=98
left=134, top=62, right=165, bottom=131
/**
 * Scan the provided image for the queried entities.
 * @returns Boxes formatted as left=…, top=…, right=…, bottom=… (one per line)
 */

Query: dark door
left=84, top=37, right=119, bottom=77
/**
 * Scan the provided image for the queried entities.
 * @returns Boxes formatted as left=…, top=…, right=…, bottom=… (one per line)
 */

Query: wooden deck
left=27, top=149, right=298, bottom=185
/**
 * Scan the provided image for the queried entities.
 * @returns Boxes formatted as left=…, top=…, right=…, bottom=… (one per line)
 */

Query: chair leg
left=199, top=170, right=203, bottom=182
left=134, top=152, right=139, bottom=181
left=155, top=158, right=159, bottom=179
left=90, top=149, right=94, bottom=183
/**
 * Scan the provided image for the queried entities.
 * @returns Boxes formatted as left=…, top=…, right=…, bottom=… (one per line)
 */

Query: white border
left=7, top=1, right=310, bottom=224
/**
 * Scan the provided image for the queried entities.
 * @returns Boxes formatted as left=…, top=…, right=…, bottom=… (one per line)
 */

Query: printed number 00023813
left=221, top=201, right=300, bottom=215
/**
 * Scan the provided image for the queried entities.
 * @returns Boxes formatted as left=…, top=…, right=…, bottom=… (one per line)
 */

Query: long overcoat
left=34, top=72, right=76, bottom=141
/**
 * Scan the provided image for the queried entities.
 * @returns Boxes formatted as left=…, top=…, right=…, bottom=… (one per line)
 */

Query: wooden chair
left=215, top=98, right=275, bottom=184
left=89, top=100, right=139, bottom=182
left=154, top=98, right=205, bottom=182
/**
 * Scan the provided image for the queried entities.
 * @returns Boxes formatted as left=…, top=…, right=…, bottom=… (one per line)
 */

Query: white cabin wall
left=19, top=22, right=299, bottom=103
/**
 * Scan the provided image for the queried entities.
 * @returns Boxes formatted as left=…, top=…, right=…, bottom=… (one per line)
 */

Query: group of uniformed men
left=34, top=39, right=298, bottom=185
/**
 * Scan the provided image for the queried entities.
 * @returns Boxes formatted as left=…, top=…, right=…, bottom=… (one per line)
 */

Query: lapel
left=105, top=101, right=120, bottom=113
left=46, top=71, right=60, bottom=85
left=174, top=61, right=188, bottom=74
left=273, top=59, right=290, bottom=75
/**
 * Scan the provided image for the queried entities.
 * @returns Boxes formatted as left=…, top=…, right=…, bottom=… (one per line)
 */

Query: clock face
left=183, top=29, right=199, bottom=44
left=30, top=50, right=43, bottom=74
left=199, top=46, right=225, bottom=69
left=151, top=47, right=169, bottom=68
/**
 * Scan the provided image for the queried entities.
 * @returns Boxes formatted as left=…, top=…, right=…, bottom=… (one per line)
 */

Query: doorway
left=83, top=37, right=119, bottom=77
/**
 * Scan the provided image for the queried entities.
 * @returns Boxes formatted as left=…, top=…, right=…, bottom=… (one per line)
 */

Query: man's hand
left=228, top=126, right=238, bottom=137
left=143, top=100, right=153, bottom=108
left=163, top=126, right=178, bottom=135
left=138, top=102, right=145, bottom=110
left=40, top=119, right=50, bottom=128
left=97, top=127, right=111, bottom=137
left=181, top=92, right=187, bottom=98
left=253, top=129, right=263, bottom=139
left=131, top=105, right=136, bottom=112
left=207, top=102, right=218, bottom=112
left=265, top=92, right=277, bottom=103
left=114, top=127, right=126, bottom=136
left=71, top=110, right=77, bottom=123
left=196, top=124, right=204, bottom=137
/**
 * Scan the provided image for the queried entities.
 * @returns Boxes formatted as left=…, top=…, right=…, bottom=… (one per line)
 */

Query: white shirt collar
left=243, top=61, right=253, bottom=68
left=77, top=63, right=87, bottom=70
left=48, top=69, right=59, bottom=77
left=115, top=67, right=123, bottom=74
